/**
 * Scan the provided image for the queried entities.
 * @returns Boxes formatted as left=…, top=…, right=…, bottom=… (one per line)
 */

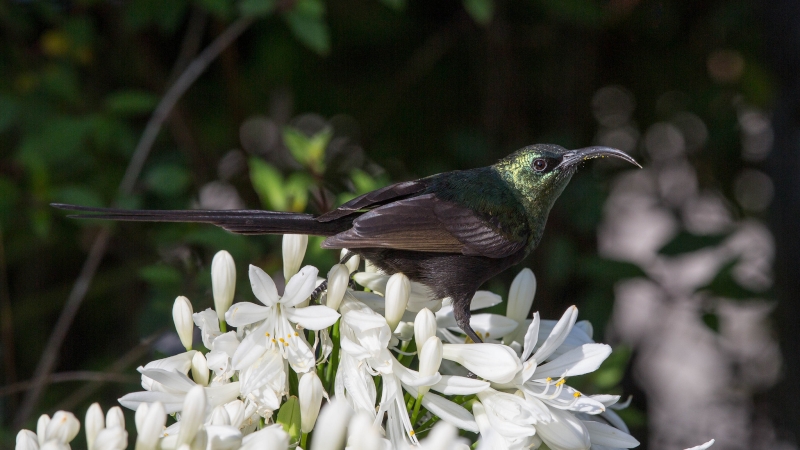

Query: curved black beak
left=558, top=146, right=642, bottom=169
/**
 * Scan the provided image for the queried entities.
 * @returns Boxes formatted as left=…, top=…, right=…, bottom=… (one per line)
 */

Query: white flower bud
left=311, top=400, right=353, bottom=450
left=209, top=406, right=231, bottom=426
left=105, top=407, right=124, bottom=430
left=135, top=402, right=165, bottom=450
left=282, top=234, right=308, bottom=282
left=85, top=403, right=104, bottom=450
left=16, top=430, right=38, bottom=450
left=93, top=426, right=128, bottom=450
left=191, top=352, right=210, bottom=386
left=340, top=249, right=360, bottom=273
left=442, top=343, right=522, bottom=384
left=172, top=296, right=194, bottom=351
left=364, top=260, right=378, bottom=273
left=326, top=264, right=349, bottom=311
left=395, top=321, right=414, bottom=341
left=384, top=272, right=410, bottom=331
left=418, top=336, right=443, bottom=397
left=37, top=414, right=50, bottom=445
left=299, top=371, right=324, bottom=433
left=414, top=308, right=437, bottom=346
left=506, top=268, right=536, bottom=322
left=177, top=386, right=206, bottom=447
left=347, top=413, right=384, bottom=450
left=211, top=250, right=236, bottom=321
left=44, top=411, right=80, bottom=444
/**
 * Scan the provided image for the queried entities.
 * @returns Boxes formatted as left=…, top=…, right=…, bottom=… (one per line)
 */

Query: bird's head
left=495, top=143, right=641, bottom=217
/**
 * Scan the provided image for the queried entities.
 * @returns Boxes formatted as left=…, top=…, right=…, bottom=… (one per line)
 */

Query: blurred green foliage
left=0, top=0, right=773, bottom=446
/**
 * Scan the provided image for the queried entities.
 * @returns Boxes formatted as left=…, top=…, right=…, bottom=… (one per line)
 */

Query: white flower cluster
left=16, top=235, right=716, bottom=450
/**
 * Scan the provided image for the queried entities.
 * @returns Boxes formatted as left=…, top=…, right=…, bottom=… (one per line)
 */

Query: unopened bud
left=384, top=273, right=410, bottom=331
left=191, top=352, right=210, bottom=386
left=283, top=234, right=308, bottom=282
left=418, top=337, right=443, bottom=397
left=172, top=296, right=194, bottom=351
left=211, top=251, right=236, bottom=321
left=326, top=264, right=349, bottom=311
left=340, top=249, right=360, bottom=273
left=414, top=308, right=437, bottom=346
left=299, top=371, right=324, bottom=433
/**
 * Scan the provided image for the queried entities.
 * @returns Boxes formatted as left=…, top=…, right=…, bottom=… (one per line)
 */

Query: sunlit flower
left=212, top=250, right=237, bottom=321
left=226, top=264, right=339, bottom=373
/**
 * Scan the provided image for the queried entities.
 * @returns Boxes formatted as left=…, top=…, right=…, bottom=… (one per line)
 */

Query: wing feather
left=321, top=194, right=526, bottom=258
left=315, top=180, right=428, bottom=222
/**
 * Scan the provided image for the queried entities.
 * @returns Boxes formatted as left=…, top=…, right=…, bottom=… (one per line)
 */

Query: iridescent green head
left=495, top=143, right=640, bottom=244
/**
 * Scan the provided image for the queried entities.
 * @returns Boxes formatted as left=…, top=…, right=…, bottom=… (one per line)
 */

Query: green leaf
left=577, top=256, right=647, bottom=283
left=144, top=164, right=191, bottom=197
left=16, top=116, right=93, bottom=167
left=285, top=172, right=313, bottom=212
left=239, top=0, right=276, bottom=16
left=463, top=0, right=494, bottom=25
left=139, top=264, right=182, bottom=288
left=276, top=396, right=302, bottom=443
left=0, top=95, right=18, bottom=133
left=249, top=158, right=287, bottom=210
left=284, top=0, right=330, bottom=55
left=282, top=126, right=332, bottom=173
left=658, top=231, right=728, bottom=256
left=697, top=259, right=762, bottom=299
left=52, top=186, right=104, bottom=208
left=106, top=90, right=159, bottom=116
left=702, top=312, right=720, bottom=332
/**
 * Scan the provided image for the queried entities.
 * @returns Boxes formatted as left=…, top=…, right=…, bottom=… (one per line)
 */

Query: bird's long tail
left=50, top=203, right=349, bottom=236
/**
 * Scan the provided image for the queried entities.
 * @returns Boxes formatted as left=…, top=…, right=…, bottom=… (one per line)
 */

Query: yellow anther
left=409, top=430, right=415, bottom=436
left=573, top=392, right=581, bottom=398
left=283, top=341, right=289, bottom=346
left=294, top=332, right=299, bottom=337
left=555, top=379, right=566, bottom=386
left=485, top=332, right=490, bottom=337
left=271, top=338, right=277, bottom=343
left=546, top=377, right=553, bottom=382
left=279, top=338, right=285, bottom=343
left=288, top=333, right=292, bottom=338
left=265, top=332, right=270, bottom=337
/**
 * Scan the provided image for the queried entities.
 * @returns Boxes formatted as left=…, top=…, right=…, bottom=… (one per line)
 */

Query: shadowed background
left=0, top=0, right=796, bottom=448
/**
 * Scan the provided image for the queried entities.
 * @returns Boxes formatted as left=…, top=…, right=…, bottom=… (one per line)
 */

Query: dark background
left=1, top=0, right=796, bottom=448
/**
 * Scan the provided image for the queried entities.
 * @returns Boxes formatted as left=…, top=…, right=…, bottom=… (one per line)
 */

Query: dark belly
left=354, top=248, right=526, bottom=299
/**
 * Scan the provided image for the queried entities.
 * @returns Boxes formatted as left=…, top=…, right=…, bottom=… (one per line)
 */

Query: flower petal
left=685, top=440, right=716, bottom=450
left=521, top=312, right=540, bottom=362
left=119, top=390, right=186, bottom=414
left=532, top=344, right=611, bottom=380
left=225, top=302, right=271, bottom=327
left=285, top=305, right=340, bottom=330
left=404, top=384, right=479, bottom=432
left=442, top=343, right=522, bottom=384
left=535, top=407, right=590, bottom=450
left=431, top=375, right=490, bottom=395
left=471, top=291, right=502, bottom=310
left=531, top=306, right=578, bottom=363
left=583, top=420, right=639, bottom=448
left=282, top=265, right=319, bottom=307
left=249, top=265, right=279, bottom=306
left=467, top=313, right=518, bottom=339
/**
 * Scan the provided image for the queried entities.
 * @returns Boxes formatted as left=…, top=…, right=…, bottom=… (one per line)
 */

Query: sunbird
left=53, top=144, right=639, bottom=343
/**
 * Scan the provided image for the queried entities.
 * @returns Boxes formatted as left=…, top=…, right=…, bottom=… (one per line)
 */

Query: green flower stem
left=301, top=432, right=308, bottom=449
left=417, top=414, right=440, bottom=435
left=410, top=394, right=424, bottom=425
left=219, top=319, right=227, bottom=333
left=325, top=320, right=340, bottom=390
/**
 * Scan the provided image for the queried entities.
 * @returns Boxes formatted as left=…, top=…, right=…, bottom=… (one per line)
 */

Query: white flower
left=237, top=348, right=286, bottom=418
left=414, top=308, right=437, bottom=346
left=173, top=296, right=194, bottom=351
left=325, top=264, right=350, bottom=311
left=384, top=273, right=411, bottom=331
left=84, top=404, right=127, bottom=450
left=193, top=308, right=223, bottom=348
left=417, top=336, right=443, bottom=397
left=226, top=264, right=339, bottom=373
left=85, top=403, right=104, bottom=450
left=16, top=430, right=38, bottom=450
left=191, top=352, right=210, bottom=386
left=685, top=440, right=716, bottom=450
left=299, top=371, right=325, bottom=433
left=441, top=343, right=521, bottom=384
left=134, top=402, right=166, bottom=450
left=177, top=386, right=206, bottom=447
left=239, top=424, right=288, bottom=450
left=282, top=234, right=308, bottom=283
left=341, top=249, right=360, bottom=273
left=212, top=250, right=237, bottom=321
left=435, top=293, right=517, bottom=344
left=503, top=268, right=536, bottom=343
left=310, top=399, right=353, bottom=450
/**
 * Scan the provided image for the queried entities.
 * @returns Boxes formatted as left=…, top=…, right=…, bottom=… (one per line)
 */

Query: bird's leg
left=452, top=293, right=483, bottom=343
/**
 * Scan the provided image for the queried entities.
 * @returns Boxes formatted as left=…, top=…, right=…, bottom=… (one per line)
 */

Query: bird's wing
left=321, top=194, right=526, bottom=258
left=315, top=180, right=428, bottom=222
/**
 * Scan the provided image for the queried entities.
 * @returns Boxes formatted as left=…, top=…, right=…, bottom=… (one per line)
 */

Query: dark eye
left=532, top=159, right=547, bottom=172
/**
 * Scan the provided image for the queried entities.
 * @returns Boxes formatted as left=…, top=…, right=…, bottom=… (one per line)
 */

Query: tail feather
left=50, top=203, right=349, bottom=236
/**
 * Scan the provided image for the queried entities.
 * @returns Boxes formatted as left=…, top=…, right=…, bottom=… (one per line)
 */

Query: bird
left=52, top=144, right=639, bottom=343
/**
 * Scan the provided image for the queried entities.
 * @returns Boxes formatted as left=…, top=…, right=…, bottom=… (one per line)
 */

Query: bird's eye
left=532, top=159, right=548, bottom=172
